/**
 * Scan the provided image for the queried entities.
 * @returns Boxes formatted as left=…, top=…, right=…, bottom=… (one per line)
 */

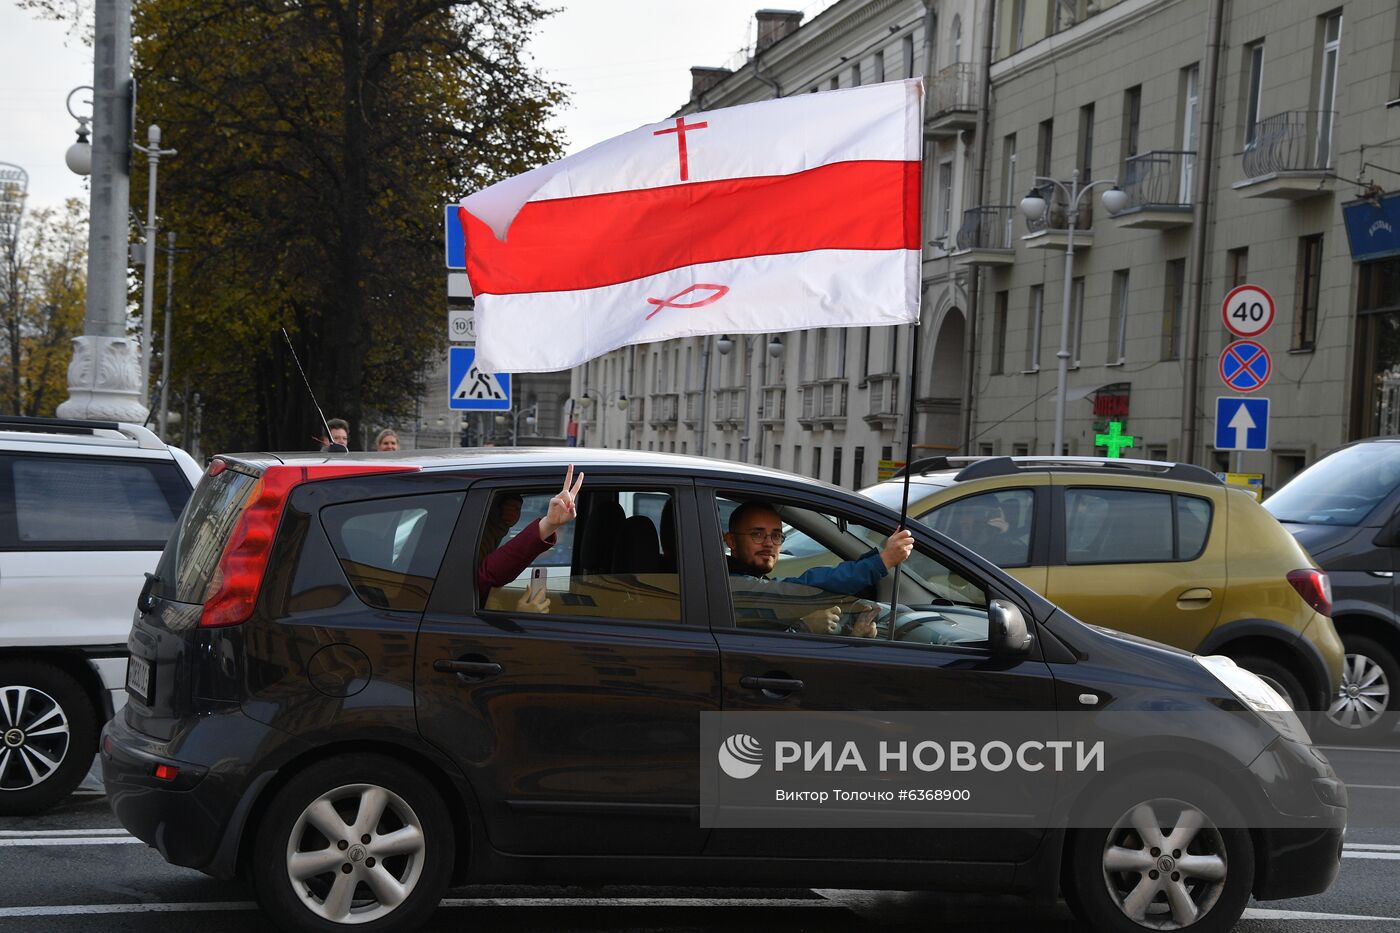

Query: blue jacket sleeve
left=783, top=549, right=886, bottom=595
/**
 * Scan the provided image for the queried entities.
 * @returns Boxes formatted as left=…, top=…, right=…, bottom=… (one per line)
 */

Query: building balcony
left=925, top=62, right=979, bottom=137
left=1113, top=150, right=1195, bottom=229
left=712, top=387, right=748, bottom=429
left=1022, top=180, right=1094, bottom=251
left=953, top=206, right=1016, bottom=266
left=759, top=385, right=786, bottom=426
left=798, top=379, right=848, bottom=429
left=626, top=396, right=645, bottom=425
left=648, top=392, right=679, bottom=428
left=863, top=372, right=900, bottom=430
left=682, top=390, right=703, bottom=428
left=1234, top=111, right=1338, bottom=200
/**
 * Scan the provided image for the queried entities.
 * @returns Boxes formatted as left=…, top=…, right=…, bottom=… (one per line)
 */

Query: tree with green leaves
left=0, top=197, right=87, bottom=418
left=53, top=0, right=567, bottom=451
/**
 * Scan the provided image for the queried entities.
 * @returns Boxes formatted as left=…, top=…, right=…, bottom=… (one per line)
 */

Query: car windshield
left=1264, top=443, right=1400, bottom=526
left=860, top=480, right=944, bottom=513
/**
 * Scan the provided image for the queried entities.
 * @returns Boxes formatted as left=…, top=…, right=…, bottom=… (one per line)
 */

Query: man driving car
left=725, top=500, right=913, bottom=635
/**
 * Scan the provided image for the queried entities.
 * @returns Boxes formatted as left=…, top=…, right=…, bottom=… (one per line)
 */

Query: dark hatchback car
left=1264, top=437, right=1400, bottom=739
left=103, top=450, right=1343, bottom=933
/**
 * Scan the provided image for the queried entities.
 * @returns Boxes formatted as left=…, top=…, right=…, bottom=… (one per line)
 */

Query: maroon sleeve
left=476, top=518, right=557, bottom=600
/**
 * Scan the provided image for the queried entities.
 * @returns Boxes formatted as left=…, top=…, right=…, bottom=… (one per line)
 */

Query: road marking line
left=1318, top=745, right=1400, bottom=754
left=1244, top=907, right=1400, bottom=921
left=1344, top=784, right=1400, bottom=790
left=0, top=838, right=142, bottom=847
left=1343, top=851, right=1400, bottom=860
left=0, top=829, right=130, bottom=836
left=1347, top=843, right=1400, bottom=851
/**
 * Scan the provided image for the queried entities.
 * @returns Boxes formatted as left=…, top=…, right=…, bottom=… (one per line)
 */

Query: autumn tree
left=117, top=0, right=567, bottom=450
left=0, top=197, right=87, bottom=418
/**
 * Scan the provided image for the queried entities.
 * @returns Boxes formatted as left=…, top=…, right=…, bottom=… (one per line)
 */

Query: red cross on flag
left=458, top=79, right=923, bottom=373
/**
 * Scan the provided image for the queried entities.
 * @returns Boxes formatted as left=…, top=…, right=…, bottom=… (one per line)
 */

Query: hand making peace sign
left=538, top=464, right=585, bottom=541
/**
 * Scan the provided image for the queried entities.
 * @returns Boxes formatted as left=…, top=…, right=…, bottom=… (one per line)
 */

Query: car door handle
left=1176, top=587, right=1214, bottom=608
left=434, top=659, right=503, bottom=678
left=740, top=676, right=804, bottom=694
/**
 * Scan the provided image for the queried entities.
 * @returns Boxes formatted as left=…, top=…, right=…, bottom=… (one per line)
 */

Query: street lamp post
left=511, top=404, right=538, bottom=446
left=1018, top=171, right=1128, bottom=456
left=133, top=125, right=176, bottom=400
left=716, top=333, right=784, bottom=463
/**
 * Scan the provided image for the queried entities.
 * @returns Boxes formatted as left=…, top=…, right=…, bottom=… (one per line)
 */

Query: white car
left=0, top=417, right=200, bottom=813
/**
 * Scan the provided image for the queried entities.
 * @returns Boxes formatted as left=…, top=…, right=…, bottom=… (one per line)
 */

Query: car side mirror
left=989, top=599, right=1033, bottom=655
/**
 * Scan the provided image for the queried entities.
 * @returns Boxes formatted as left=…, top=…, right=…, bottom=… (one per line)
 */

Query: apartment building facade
left=568, top=0, right=989, bottom=488
left=968, top=0, right=1400, bottom=489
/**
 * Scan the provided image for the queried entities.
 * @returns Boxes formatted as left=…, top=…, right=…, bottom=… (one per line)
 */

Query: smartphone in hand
left=526, top=567, right=548, bottom=602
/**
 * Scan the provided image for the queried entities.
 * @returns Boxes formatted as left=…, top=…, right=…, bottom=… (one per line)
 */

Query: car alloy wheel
left=1100, top=798, right=1228, bottom=930
left=1328, top=651, right=1391, bottom=731
left=284, top=782, right=428, bottom=924
left=0, top=684, right=70, bottom=792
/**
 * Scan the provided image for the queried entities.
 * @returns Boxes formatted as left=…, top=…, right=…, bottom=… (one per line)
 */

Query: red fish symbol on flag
left=645, top=284, right=730, bottom=320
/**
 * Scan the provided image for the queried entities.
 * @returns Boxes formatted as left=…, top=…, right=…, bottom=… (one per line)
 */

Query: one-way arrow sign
left=1214, top=397, right=1269, bottom=451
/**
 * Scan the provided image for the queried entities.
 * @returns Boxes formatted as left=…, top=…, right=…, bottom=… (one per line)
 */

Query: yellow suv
left=862, top=456, right=1344, bottom=711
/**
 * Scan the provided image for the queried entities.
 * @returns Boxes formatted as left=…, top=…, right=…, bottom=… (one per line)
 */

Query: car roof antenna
left=281, top=327, right=345, bottom=453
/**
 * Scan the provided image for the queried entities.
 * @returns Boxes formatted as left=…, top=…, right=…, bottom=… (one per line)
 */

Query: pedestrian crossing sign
left=448, top=346, right=511, bottom=411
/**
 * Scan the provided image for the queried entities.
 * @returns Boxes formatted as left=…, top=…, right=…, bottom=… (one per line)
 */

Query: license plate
left=126, top=655, right=152, bottom=704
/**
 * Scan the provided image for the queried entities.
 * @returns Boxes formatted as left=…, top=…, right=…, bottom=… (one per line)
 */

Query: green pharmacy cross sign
left=1095, top=421, right=1136, bottom=458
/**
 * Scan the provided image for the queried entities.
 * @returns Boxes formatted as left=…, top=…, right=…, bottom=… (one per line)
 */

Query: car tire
left=0, top=660, right=98, bottom=816
left=1066, top=770, right=1253, bottom=933
left=1232, top=653, right=1310, bottom=713
left=1323, top=635, right=1398, bottom=742
left=251, top=754, right=455, bottom=933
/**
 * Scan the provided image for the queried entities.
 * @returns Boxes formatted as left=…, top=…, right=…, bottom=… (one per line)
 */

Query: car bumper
left=1247, top=738, right=1346, bottom=900
left=101, top=709, right=277, bottom=878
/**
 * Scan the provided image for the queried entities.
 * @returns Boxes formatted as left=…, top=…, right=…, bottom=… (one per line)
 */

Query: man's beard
left=727, top=553, right=774, bottom=577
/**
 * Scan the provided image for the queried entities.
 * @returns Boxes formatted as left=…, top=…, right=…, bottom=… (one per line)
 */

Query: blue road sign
left=1214, top=397, right=1269, bottom=451
left=444, top=204, right=465, bottom=269
left=1218, top=339, right=1272, bottom=393
left=448, top=346, right=510, bottom=411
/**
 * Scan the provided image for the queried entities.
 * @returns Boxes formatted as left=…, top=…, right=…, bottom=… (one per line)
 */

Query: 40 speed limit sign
left=1222, top=284, right=1275, bottom=338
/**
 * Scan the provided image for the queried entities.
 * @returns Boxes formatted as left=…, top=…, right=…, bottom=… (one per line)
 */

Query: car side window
left=321, top=492, right=464, bottom=612
left=0, top=454, right=189, bottom=549
left=719, top=493, right=991, bottom=649
left=1064, top=488, right=1213, bottom=565
left=480, top=487, right=682, bottom=624
left=926, top=489, right=1034, bottom=567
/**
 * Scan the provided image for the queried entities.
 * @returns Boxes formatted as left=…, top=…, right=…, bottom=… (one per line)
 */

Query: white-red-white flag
left=458, top=79, right=923, bottom=373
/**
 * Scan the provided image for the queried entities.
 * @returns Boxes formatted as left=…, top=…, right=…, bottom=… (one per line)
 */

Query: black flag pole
left=886, top=315, right=921, bottom=637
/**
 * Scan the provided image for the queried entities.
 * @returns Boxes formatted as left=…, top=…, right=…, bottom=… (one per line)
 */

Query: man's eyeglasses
left=738, top=529, right=786, bottom=545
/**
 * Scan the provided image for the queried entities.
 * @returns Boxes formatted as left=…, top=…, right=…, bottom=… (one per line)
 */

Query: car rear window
left=1065, top=488, right=1213, bottom=564
left=153, top=466, right=259, bottom=603
left=321, top=493, right=463, bottom=612
left=0, top=454, right=190, bottom=550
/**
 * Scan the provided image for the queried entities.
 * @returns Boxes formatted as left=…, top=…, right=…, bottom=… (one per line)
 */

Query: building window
left=851, top=63, right=862, bottom=87
left=1108, top=270, right=1130, bottom=365
left=887, top=326, right=900, bottom=372
left=793, top=444, right=802, bottom=471
left=1070, top=276, right=1086, bottom=368
left=1162, top=259, right=1185, bottom=361
left=1025, top=285, right=1044, bottom=372
left=1315, top=12, right=1342, bottom=168
left=1014, top=0, right=1028, bottom=52
left=773, top=443, right=782, bottom=466
left=1037, top=119, right=1054, bottom=178
left=874, top=50, right=885, bottom=83
left=829, top=75, right=840, bottom=90
left=860, top=327, right=872, bottom=378
left=979, top=443, right=995, bottom=456
left=1180, top=65, right=1200, bottom=197
left=937, top=159, right=954, bottom=239
left=993, top=290, right=1009, bottom=374
left=951, top=15, right=962, bottom=63
left=1120, top=85, right=1141, bottom=166
left=836, top=328, right=847, bottom=378
left=812, top=447, right=823, bottom=480
left=853, top=447, right=865, bottom=489
left=1295, top=234, right=1323, bottom=351
left=1013, top=442, right=1030, bottom=456
left=903, top=34, right=915, bottom=78
left=1077, top=103, right=1095, bottom=180
left=832, top=447, right=843, bottom=486
left=1243, top=42, right=1265, bottom=147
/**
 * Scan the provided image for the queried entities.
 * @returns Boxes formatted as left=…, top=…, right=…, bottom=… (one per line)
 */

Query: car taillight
left=198, top=463, right=419, bottom=628
left=1287, top=568, right=1333, bottom=618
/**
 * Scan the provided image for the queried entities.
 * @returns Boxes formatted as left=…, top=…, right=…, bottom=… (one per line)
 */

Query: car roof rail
left=950, top=455, right=1223, bottom=486
left=891, top=455, right=987, bottom=479
left=0, top=415, right=166, bottom=450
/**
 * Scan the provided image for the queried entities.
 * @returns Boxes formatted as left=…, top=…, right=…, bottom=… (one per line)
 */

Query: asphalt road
left=1, top=745, right=1397, bottom=932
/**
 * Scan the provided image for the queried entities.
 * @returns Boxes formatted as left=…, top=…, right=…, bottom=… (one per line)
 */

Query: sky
left=0, top=0, right=834, bottom=214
